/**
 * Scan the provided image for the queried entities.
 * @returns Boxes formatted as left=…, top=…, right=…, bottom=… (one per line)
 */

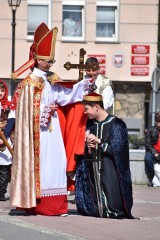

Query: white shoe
left=152, top=175, right=160, bottom=187
left=60, top=213, right=68, bottom=217
left=67, top=191, right=75, bottom=196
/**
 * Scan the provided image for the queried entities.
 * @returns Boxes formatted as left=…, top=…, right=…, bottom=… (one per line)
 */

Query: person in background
left=145, top=111, right=160, bottom=187
left=85, top=57, right=114, bottom=112
left=63, top=13, right=80, bottom=37
left=75, top=93, right=134, bottom=219
left=10, top=23, right=92, bottom=216
left=0, top=80, right=15, bottom=201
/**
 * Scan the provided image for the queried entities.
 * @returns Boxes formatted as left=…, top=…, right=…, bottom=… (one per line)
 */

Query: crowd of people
left=0, top=22, right=158, bottom=220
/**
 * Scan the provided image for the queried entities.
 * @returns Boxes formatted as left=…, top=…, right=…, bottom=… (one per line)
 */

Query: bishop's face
left=37, top=59, right=55, bottom=72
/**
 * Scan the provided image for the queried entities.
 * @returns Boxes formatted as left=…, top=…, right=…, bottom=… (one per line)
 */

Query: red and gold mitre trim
left=83, top=93, right=103, bottom=102
left=34, top=24, right=58, bottom=61
left=11, top=23, right=58, bottom=79
left=11, top=59, right=35, bottom=80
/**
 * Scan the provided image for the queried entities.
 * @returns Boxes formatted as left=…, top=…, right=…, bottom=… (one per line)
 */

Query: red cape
left=57, top=81, right=87, bottom=191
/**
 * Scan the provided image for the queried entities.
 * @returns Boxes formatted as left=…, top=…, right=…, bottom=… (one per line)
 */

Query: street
left=0, top=185, right=160, bottom=240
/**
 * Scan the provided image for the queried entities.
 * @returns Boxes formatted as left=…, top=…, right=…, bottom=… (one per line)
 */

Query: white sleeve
left=8, top=109, right=15, bottom=119
left=102, top=85, right=114, bottom=111
left=54, top=79, right=87, bottom=106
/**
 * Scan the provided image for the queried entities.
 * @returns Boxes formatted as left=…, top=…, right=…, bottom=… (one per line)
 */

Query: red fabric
left=34, top=23, right=58, bottom=58
left=12, top=23, right=57, bottom=79
left=58, top=104, right=87, bottom=172
left=0, top=79, right=14, bottom=110
left=11, top=81, right=23, bottom=109
left=57, top=105, right=67, bottom=138
left=57, top=81, right=87, bottom=191
left=17, top=195, right=68, bottom=216
left=153, top=134, right=160, bottom=152
left=67, top=178, right=76, bottom=192
left=64, top=103, right=87, bottom=172
left=58, top=103, right=87, bottom=191
left=35, top=195, right=68, bottom=216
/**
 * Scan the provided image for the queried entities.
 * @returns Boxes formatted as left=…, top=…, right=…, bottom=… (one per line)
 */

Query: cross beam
left=64, top=48, right=99, bottom=81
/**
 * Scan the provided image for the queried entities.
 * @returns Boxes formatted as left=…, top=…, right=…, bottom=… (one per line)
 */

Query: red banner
left=132, top=45, right=150, bottom=54
left=131, top=67, right=149, bottom=76
left=98, top=65, right=106, bottom=75
left=131, top=56, right=149, bottom=65
left=87, top=54, right=106, bottom=64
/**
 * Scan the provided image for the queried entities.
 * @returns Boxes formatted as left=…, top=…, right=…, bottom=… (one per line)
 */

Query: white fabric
left=94, top=74, right=114, bottom=111
left=33, top=68, right=86, bottom=197
left=152, top=163, right=160, bottom=187
left=0, top=109, right=15, bottom=165
left=0, top=138, right=13, bottom=165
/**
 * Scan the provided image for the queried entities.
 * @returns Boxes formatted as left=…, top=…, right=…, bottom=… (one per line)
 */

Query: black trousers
left=0, top=164, right=11, bottom=197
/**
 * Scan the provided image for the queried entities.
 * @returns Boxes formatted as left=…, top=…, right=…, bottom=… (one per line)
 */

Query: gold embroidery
left=47, top=72, right=59, bottom=86
left=33, top=90, right=42, bottom=198
left=49, top=124, right=52, bottom=132
left=18, top=74, right=44, bottom=198
left=21, top=74, right=44, bottom=90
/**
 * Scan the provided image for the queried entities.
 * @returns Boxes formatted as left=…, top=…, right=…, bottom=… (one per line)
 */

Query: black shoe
left=147, top=181, right=153, bottom=187
left=0, top=196, right=9, bottom=201
left=0, top=196, right=7, bottom=202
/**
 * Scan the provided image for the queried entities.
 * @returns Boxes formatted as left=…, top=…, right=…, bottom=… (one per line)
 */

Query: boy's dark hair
left=82, top=100, right=104, bottom=109
left=85, top=57, right=99, bottom=68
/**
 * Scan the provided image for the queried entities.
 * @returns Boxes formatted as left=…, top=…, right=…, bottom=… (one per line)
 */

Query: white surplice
left=33, top=68, right=86, bottom=197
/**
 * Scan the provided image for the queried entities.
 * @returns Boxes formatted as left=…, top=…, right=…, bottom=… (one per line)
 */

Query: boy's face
left=83, top=104, right=98, bottom=119
left=85, top=69, right=99, bottom=81
left=0, top=87, right=5, bottom=100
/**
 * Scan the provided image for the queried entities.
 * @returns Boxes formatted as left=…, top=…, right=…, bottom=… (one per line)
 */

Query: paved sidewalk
left=0, top=185, right=160, bottom=240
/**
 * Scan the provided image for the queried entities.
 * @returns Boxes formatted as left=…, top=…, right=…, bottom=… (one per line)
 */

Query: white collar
left=33, top=68, right=47, bottom=80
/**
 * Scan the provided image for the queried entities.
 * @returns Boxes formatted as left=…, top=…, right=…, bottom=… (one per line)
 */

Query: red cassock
left=57, top=81, right=87, bottom=191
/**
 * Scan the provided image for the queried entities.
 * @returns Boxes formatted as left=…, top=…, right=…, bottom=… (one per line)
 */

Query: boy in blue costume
left=75, top=93, right=134, bottom=219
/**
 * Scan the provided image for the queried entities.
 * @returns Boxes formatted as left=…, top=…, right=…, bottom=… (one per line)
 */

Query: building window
left=27, top=0, right=51, bottom=40
left=62, top=1, right=85, bottom=41
left=96, top=0, right=119, bottom=42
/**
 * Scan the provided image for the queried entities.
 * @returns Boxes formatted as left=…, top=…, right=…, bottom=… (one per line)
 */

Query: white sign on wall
left=112, top=52, right=124, bottom=68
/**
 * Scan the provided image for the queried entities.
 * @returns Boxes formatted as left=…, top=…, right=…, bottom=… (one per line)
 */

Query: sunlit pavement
left=0, top=185, right=160, bottom=240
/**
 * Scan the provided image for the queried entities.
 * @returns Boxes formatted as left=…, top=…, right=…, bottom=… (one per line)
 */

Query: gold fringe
left=49, top=124, right=52, bottom=132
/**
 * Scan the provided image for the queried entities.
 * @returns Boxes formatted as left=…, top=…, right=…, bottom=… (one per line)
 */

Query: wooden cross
left=64, top=48, right=99, bottom=81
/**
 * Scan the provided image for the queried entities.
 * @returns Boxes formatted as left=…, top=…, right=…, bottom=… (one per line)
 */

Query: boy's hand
left=154, top=153, right=159, bottom=158
left=0, top=139, right=4, bottom=145
left=86, top=134, right=101, bottom=148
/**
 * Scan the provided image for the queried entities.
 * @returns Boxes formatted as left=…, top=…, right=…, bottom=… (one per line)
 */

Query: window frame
left=27, top=0, right=52, bottom=41
left=96, top=0, right=119, bottom=42
left=62, top=0, right=85, bottom=42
